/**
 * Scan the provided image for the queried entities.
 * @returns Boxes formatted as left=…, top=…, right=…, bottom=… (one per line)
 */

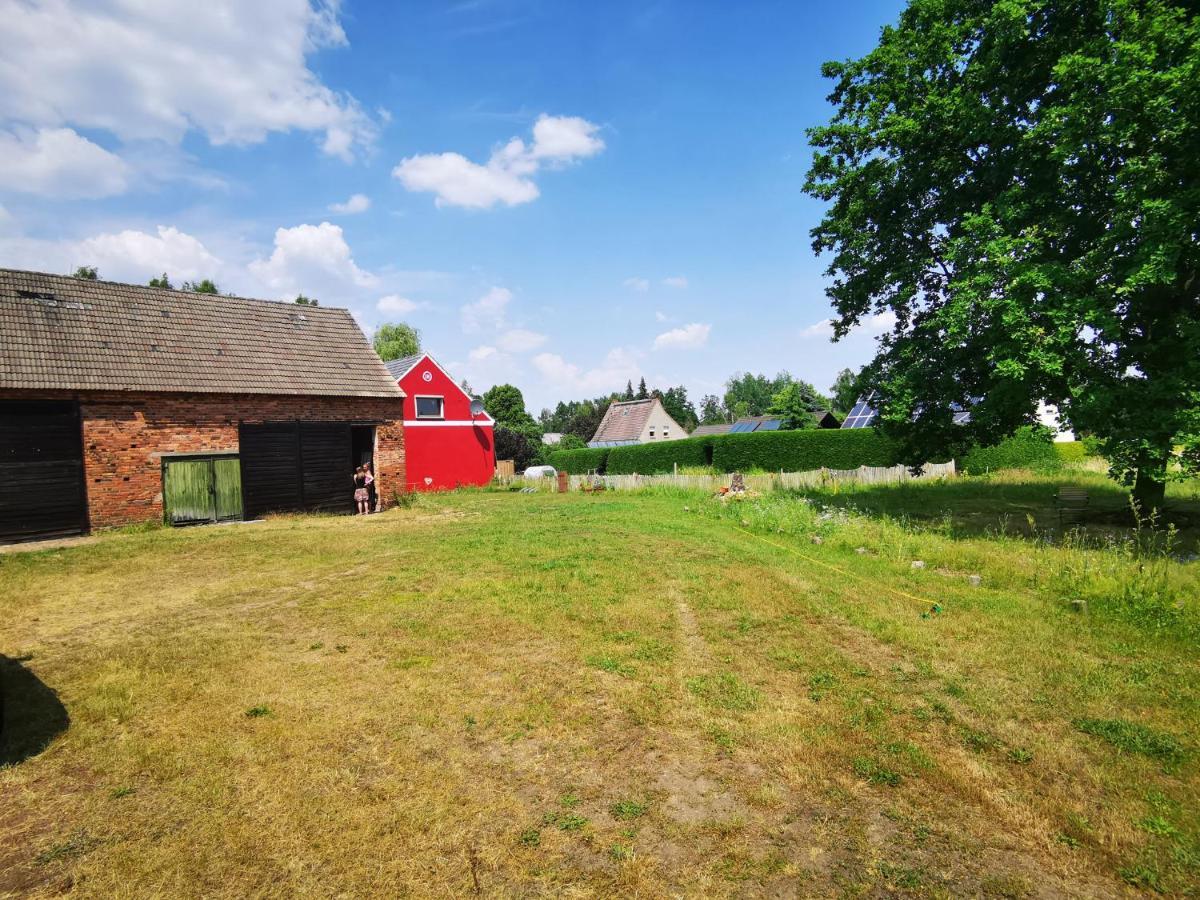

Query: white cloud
left=801, top=310, right=896, bottom=340
left=469, top=345, right=501, bottom=362
left=393, top=113, right=603, bottom=209
left=0, top=127, right=130, bottom=199
left=328, top=193, right=370, bottom=215
left=662, top=276, right=688, bottom=289
left=248, top=222, right=378, bottom=298
left=376, top=294, right=424, bottom=315
left=460, top=286, right=512, bottom=332
left=866, top=309, right=898, bottom=331
left=800, top=319, right=834, bottom=339
left=76, top=225, right=222, bottom=284
left=654, top=310, right=670, bottom=322
left=0, top=0, right=375, bottom=163
left=623, top=277, right=649, bottom=292
left=653, top=322, right=710, bottom=350
left=532, top=348, right=640, bottom=394
left=496, top=328, right=548, bottom=353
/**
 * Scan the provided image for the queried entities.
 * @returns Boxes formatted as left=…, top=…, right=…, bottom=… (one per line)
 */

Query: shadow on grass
left=790, top=472, right=1200, bottom=549
left=1, top=655, right=69, bottom=766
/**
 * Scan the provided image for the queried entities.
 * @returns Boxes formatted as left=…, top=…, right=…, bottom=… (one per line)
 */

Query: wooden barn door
left=162, top=455, right=242, bottom=525
left=239, top=421, right=353, bottom=519
left=0, top=400, right=87, bottom=542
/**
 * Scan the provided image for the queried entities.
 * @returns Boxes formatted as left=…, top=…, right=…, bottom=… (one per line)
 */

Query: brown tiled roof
left=0, top=269, right=402, bottom=398
left=590, top=399, right=657, bottom=443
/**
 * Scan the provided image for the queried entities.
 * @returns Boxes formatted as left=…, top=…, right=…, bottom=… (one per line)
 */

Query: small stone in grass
left=911, top=560, right=925, bottom=570
left=968, top=574, right=982, bottom=587
left=1069, top=599, right=1088, bottom=613
left=855, top=547, right=867, bottom=555
left=811, top=535, right=823, bottom=545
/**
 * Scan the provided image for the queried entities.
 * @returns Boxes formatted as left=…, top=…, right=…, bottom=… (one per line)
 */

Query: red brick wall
left=0, top=390, right=405, bottom=529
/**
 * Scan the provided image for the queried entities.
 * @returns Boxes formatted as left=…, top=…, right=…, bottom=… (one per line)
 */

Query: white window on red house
left=416, top=396, right=444, bottom=419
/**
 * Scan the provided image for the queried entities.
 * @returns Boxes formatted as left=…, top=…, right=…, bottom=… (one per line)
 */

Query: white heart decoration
left=424, top=477, right=433, bottom=486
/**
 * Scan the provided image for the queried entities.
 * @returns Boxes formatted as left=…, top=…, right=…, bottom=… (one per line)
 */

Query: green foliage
left=494, top=425, right=542, bottom=470
left=1074, top=718, right=1185, bottom=762
left=655, top=385, right=699, bottom=432
left=830, top=368, right=859, bottom=415
left=606, top=437, right=711, bottom=474
left=554, top=433, right=586, bottom=451
left=767, top=382, right=821, bottom=430
left=1054, top=442, right=1088, bottom=464
left=960, top=428, right=1062, bottom=476
left=483, top=384, right=537, bottom=430
left=804, top=0, right=1200, bottom=511
left=712, top=429, right=899, bottom=473
left=636, top=377, right=648, bottom=400
left=182, top=278, right=220, bottom=294
left=294, top=294, right=319, bottom=306
left=698, top=394, right=726, bottom=425
left=71, top=265, right=98, bottom=280
left=548, top=447, right=609, bottom=474
left=148, top=272, right=172, bottom=289
left=373, top=322, right=420, bottom=361
left=685, top=672, right=760, bottom=711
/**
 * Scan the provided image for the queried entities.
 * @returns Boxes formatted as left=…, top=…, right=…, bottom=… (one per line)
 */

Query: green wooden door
left=213, top=457, right=243, bottom=521
left=163, top=456, right=242, bottom=525
left=164, top=459, right=215, bottom=524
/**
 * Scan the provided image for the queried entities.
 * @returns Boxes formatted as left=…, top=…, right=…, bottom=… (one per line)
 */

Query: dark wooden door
left=239, top=422, right=353, bottom=519
left=239, top=422, right=302, bottom=519
left=0, top=400, right=87, bottom=542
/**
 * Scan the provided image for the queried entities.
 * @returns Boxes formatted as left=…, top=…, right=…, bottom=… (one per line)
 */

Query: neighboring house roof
left=691, top=423, right=732, bottom=437
left=384, top=354, right=425, bottom=380
left=589, top=398, right=667, bottom=444
left=730, top=415, right=784, bottom=433
left=0, top=268, right=402, bottom=398
left=812, top=410, right=842, bottom=429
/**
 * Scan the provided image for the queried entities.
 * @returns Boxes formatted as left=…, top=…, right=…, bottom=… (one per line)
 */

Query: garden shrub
left=606, top=437, right=711, bottom=474
left=960, top=426, right=1062, bottom=475
left=1054, top=441, right=1088, bottom=463
left=710, top=429, right=900, bottom=473
left=548, top=447, right=609, bottom=474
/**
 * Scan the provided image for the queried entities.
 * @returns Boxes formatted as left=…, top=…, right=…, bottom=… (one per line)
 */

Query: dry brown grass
left=1, top=491, right=1196, bottom=897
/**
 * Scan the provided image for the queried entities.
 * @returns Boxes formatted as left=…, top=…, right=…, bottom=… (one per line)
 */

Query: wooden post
left=557, top=470, right=568, bottom=493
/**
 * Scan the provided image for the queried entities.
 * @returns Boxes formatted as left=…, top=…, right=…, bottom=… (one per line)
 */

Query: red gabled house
left=384, top=353, right=495, bottom=491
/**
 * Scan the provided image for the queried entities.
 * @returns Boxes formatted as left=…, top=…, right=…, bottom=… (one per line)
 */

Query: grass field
left=1, top=480, right=1198, bottom=897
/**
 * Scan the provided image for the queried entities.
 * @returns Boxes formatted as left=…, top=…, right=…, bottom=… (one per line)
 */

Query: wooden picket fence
left=563, top=460, right=956, bottom=493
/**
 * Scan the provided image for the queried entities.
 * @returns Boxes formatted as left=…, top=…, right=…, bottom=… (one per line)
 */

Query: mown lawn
left=1, top=487, right=1197, bottom=897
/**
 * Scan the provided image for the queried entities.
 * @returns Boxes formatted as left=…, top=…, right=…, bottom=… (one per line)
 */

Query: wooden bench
left=1054, top=486, right=1090, bottom=528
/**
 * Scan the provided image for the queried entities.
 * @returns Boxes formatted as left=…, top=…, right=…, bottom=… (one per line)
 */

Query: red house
left=385, top=354, right=494, bottom=491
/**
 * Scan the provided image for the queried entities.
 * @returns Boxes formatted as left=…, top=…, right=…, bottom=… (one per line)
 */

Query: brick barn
left=385, top=353, right=495, bottom=491
left=0, top=269, right=406, bottom=542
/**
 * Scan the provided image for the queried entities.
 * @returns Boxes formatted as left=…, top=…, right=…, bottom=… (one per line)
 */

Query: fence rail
left=559, top=461, right=955, bottom=493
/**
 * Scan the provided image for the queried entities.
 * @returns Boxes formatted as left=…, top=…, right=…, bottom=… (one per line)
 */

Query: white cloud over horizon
left=622, top=277, right=650, bottom=292
left=328, top=193, right=371, bottom=215
left=0, top=127, right=131, bottom=199
left=376, top=294, right=424, bottom=315
left=0, top=0, right=374, bottom=198
left=393, top=114, right=604, bottom=209
left=248, top=222, right=377, bottom=299
left=531, top=347, right=640, bottom=395
left=801, top=309, right=898, bottom=340
left=460, top=286, right=513, bottom=332
left=653, top=322, right=710, bottom=350
left=662, top=276, right=688, bottom=289
left=496, top=328, right=548, bottom=353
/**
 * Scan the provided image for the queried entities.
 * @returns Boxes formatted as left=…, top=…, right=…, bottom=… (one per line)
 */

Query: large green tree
left=482, top=384, right=538, bottom=430
left=373, top=323, right=420, bottom=361
left=805, top=0, right=1199, bottom=511
left=829, top=368, right=860, bottom=415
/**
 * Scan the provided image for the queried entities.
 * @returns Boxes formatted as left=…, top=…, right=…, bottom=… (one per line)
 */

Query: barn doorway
left=239, top=421, right=363, bottom=519
left=351, top=426, right=375, bottom=468
left=0, top=400, right=87, bottom=542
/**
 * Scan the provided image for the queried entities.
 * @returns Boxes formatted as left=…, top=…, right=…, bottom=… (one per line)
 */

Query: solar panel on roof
left=841, top=392, right=878, bottom=428
left=729, top=422, right=754, bottom=433
left=757, top=419, right=782, bottom=431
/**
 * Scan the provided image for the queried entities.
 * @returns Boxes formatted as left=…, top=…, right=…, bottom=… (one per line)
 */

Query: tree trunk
left=1131, top=464, right=1167, bottom=518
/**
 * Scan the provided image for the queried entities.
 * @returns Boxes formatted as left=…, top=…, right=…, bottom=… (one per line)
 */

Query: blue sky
left=0, top=0, right=906, bottom=413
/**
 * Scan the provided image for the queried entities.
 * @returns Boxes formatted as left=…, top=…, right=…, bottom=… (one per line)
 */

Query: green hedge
left=547, top=447, right=609, bottom=474
left=1053, top=441, right=1087, bottom=463
left=711, top=429, right=899, bottom=473
left=960, top=427, right=1062, bottom=475
left=606, top=437, right=712, bottom=474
